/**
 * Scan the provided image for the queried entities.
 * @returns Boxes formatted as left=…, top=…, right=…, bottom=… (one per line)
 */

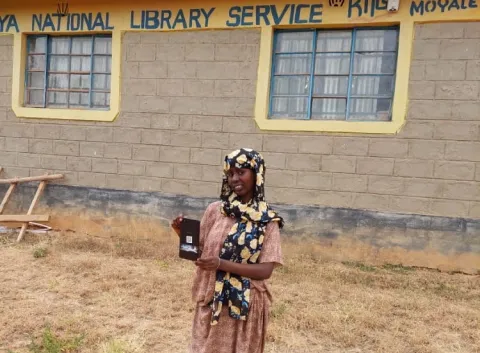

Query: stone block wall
left=0, top=23, right=479, bottom=219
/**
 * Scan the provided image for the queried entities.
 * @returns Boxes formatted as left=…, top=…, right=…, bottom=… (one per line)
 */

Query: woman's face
left=226, top=167, right=255, bottom=203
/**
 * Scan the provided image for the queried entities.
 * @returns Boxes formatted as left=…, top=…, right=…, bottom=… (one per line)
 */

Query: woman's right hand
left=171, top=215, right=183, bottom=237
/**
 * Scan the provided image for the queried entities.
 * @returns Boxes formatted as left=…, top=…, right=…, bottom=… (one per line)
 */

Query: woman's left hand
left=195, top=257, right=221, bottom=271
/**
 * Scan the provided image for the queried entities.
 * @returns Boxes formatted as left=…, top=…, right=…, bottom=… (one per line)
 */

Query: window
left=25, top=35, right=112, bottom=110
left=269, top=27, right=399, bottom=121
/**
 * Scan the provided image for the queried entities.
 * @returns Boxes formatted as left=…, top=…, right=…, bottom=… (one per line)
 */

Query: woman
left=171, top=148, right=284, bottom=353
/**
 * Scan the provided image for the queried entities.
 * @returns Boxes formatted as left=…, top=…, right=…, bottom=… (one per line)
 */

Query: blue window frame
left=269, top=27, right=399, bottom=121
left=25, top=34, right=112, bottom=110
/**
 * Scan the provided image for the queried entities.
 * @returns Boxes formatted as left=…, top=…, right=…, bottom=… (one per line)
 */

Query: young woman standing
left=172, top=148, right=284, bottom=353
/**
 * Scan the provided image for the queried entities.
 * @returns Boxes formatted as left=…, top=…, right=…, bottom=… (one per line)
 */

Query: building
left=0, top=0, right=479, bottom=272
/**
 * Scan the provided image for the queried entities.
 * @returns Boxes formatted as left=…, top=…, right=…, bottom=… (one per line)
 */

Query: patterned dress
left=190, top=201, right=283, bottom=353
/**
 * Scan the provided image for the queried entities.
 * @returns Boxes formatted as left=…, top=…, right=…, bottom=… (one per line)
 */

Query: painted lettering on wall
left=410, top=0, right=477, bottom=15
left=130, top=8, right=215, bottom=29
left=348, top=0, right=388, bottom=17
left=31, top=12, right=114, bottom=31
left=226, top=4, right=323, bottom=26
left=0, top=14, right=20, bottom=33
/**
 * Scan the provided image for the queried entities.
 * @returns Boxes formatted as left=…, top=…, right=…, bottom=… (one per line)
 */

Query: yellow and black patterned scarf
left=210, top=148, right=283, bottom=325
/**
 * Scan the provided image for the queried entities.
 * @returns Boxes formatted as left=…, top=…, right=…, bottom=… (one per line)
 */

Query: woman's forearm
left=218, top=261, right=274, bottom=280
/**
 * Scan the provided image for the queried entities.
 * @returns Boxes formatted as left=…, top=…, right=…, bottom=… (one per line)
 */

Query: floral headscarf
left=210, top=148, right=283, bottom=325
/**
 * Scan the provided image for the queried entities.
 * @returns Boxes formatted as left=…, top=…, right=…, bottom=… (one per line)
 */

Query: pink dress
left=190, top=201, right=283, bottom=353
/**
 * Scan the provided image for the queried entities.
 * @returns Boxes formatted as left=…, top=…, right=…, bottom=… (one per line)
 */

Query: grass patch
left=28, top=327, right=83, bottom=353
left=342, top=261, right=377, bottom=272
left=381, top=263, right=415, bottom=273
left=1, top=230, right=479, bottom=353
left=33, top=247, right=48, bottom=259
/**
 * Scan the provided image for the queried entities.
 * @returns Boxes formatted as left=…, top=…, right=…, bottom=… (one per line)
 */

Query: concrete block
left=228, top=133, right=263, bottom=151
left=267, top=169, right=297, bottom=188
left=389, top=196, right=430, bottom=215
left=322, top=155, right=356, bottom=173
left=92, top=158, right=118, bottom=173
left=80, top=142, right=104, bottom=158
left=201, top=132, right=229, bottom=149
left=425, top=61, right=466, bottom=81
left=170, top=131, right=202, bottom=147
left=263, top=135, right=298, bottom=153
left=394, top=159, right=434, bottom=178
left=185, top=44, right=214, bottom=61
left=184, top=80, right=214, bottom=97
left=356, top=157, right=394, bottom=176
left=118, top=160, right=146, bottom=176
left=368, top=175, right=404, bottom=195
left=86, top=127, right=113, bottom=142
left=409, top=81, right=435, bottom=99
left=408, top=140, right=445, bottom=160
left=296, top=171, right=332, bottom=190
left=159, top=146, right=190, bottom=163
left=29, top=139, right=53, bottom=154
left=145, top=162, right=174, bottom=178
left=126, top=44, right=156, bottom=61
left=445, top=141, right=480, bottom=162
left=156, top=44, right=185, bottom=62
left=193, top=116, right=223, bottom=132
left=66, top=157, right=92, bottom=172
left=167, top=62, right=196, bottom=79
left=133, top=145, right=159, bottom=161
left=443, top=181, right=480, bottom=201
left=53, top=141, right=79, bottom=156
left=415, top=23, right=464, bottom=39
left=59, top=126, right=87, bottom=141
left=138, top=62, right=167, bottom=79
left=285, top=154, right=321, bottom=171
left=298, top=136, right=334, bottom=154
left=141, top=130, right=170, bottom=145
left=332, top=173, right=368, bottom=192
left=413, top=39, right=440, bottom=60
left=106, top=174, right=134, bottom=190
left=190, top=148, right=222, bottom=166
left=41, top=155, right=67, bottom=169
left=150, top=114, right=180, bottom=130
left=430, top=199, right=469, bottom=218
left=113, top=128, right=142, bottom=144
left=104, top=143, right=132, bottom=159
left=439, top=39, right=479, bottom=60
left=397, top=121, right=434, bottom=139
left=134, top=176, right=163, bottom=192
left=369, top=139, right=408, bottom=158
left=407, top=100, right=452, bottom=120
left=435, top=81, right=479, bottom=100
left=77, top=172, right=106, bottom=188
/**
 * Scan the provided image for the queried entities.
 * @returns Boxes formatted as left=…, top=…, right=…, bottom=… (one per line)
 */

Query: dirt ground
left=1, top=225, right=479, bottom=353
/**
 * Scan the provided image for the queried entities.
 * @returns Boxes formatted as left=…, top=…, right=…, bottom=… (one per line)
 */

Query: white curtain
left=271, top=29, right=396, bottom=121
left=26, top=35, right=112, bottom=108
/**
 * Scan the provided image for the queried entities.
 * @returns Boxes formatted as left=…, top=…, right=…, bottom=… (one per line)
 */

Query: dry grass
left=0, top=225, right=479, bottom=353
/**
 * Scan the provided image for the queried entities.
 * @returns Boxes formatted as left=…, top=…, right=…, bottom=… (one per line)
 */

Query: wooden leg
left=17, top=181, right=47, bottom=243
left=0, top=183, right=16, bottom=215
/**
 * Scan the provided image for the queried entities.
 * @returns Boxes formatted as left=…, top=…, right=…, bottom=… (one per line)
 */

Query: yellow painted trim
left=11, top=31, right=121, bottom=122
left=254, top=22, right=414, bottom=134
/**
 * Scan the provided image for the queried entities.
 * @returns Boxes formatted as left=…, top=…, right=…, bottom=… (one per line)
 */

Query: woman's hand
left=171, top=214, right=183, bottom=237
left=195, top=257, right=220, bottom=271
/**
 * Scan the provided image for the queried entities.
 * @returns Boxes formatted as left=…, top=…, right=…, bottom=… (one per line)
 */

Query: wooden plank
left=0, top=215, right=49, bottom=222
left=0, top=183, right=16, bottom=214
left=17, top=181, right=47, bottom=243
left=0, top=174, right=63, bottom=185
